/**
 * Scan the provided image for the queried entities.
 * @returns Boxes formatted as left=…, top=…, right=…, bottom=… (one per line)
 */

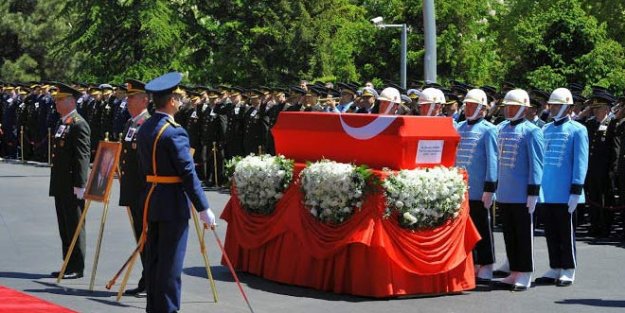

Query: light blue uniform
left=496, top=119, right=545, bottom=203
left=540, top=117, right=588, bottom=203
left=456, top=118, right=498, bottom=200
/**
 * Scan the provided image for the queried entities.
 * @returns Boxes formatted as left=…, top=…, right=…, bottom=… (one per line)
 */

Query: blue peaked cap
left=145, top=72, right=183, bottom=95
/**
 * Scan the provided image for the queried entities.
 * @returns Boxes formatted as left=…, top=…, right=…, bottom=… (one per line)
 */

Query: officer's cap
left=290, top=86, right=307, bottom=96
left=337, top=82, right=357, bottom=96
left=54, top=82, right=82, bottom=99
left=572, top=94, right=586, bottom=104
left=248, top=89, right=264, bottom=99
left=361, top=87, right=379, bottom=98
left=145, top=72, right=185, bottom=97
left=589, top=91, right=616, bottom=107
left=229, top=87, right=244, bottom=96
left=318, top=88, right=340, bottom=101
left=501, top=81, right=516, bottom=92
left=401, top=94, right=412, bottom=104
left=568, top=83, right=584, bottom=93
left=407, top=89, right=421, bottom=99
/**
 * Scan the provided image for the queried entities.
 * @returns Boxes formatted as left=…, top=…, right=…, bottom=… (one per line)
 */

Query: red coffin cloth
left=220, top=167, right=481, bottom=297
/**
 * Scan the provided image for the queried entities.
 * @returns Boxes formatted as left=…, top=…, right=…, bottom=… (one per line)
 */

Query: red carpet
left=0, top=286, right=77, bottom=313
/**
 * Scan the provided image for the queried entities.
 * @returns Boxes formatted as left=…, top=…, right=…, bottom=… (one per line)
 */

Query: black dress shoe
left=492, top=270, right=509, bottom=278
left=534, top=277, right=557, bottom=285
left=135, top=291, right=147, bottom=298
left=50, top=271, right=83, bottom=279
left=62, top=272, right=84, bottom=279
left=511, top=285, right=529, bottom=292
left=124, top=286, right=146, bottom=296
left=556, top=279, right=573, bottom=287
left=476, top=277, right=492, bottom=285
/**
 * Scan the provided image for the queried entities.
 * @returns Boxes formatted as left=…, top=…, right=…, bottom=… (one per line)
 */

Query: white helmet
left=463, top=89, right=488, bottom=106
left=548, top=88, right=573, bottom=105
left=418, top=88, right=446, bottom=105
left=377, top=87, right=400, bottom=103
left=502, top=89, right=530, bottom=107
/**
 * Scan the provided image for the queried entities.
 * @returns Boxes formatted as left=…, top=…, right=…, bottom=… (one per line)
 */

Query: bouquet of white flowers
left=383, top=166, right=466, bottom=230
left=230, top=154, right=294, bottom=215
left=300, top=160, right=373, bottom=225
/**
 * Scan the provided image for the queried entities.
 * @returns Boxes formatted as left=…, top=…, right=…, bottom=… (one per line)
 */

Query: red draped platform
left=221, top=168, right=481, bottom=297
left=0, top=286, right=77, bottom=313
left=221, top=113, right=480, bottom=297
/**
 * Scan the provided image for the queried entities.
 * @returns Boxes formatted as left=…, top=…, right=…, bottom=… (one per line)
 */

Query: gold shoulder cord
left=139, top=122, right=171, bottom=251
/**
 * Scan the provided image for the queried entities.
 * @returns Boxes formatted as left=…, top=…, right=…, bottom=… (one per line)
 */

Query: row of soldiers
left=2, top=79, right=624, bottom=237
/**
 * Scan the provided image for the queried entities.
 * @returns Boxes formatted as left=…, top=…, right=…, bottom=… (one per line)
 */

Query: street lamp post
left=372, top=17, right=408, bottom=90
left=423, top=0, right=437, bottom=83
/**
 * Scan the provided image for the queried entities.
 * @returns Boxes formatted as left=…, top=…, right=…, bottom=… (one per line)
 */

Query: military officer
left=535, top=88, right=588, bottom=287
left=215, top=87, right=248, bottom=159
left=455, top=89, right=499, bottom=283
left=243, top=89, right=270, bottom=155
left=118, top=79, right=150, bottom=297
left=578, top=91, right=616, bottom=238
left=495, top=89, right=544, bottom=291
left=49, top=83, right=91, bottom=279
left=1, top=85, right=19, bottom=158
left=264, top=88, right=288, bottom=155
left=138, top=72, right=216, bottom=313
left=200, top=89, right=225, bottom=186
left=354, top=87, right=379, bottom=114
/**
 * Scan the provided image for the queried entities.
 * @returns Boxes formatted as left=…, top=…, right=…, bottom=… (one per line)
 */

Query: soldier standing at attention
left=495, top=89, right=544, bottom=291
left=138, top=72, right=216, bottom=313
left=49, top=83, right=91, bottom=279
left=118, top=79, right=150, bottom=298
left=455, top=89, right=499, bottom=284
left=535, top=88, right=588, bottom=287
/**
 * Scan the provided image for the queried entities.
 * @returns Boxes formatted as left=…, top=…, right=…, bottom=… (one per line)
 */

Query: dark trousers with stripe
left=54, top=195, right=85, bottom=273
left=469, top=200, right=495, bottom=265
left=128, top=202, right=146, bottom=290
left=145, top=219, right=189, bottom=313
left=499, top=203, right=533, bottom=272
left=542, top=203, right=576, bottom=269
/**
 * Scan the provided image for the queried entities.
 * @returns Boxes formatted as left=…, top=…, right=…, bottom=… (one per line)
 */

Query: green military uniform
left=49, top=100, right=91, bottom=277
left=119, top=109, right=150, bottom=292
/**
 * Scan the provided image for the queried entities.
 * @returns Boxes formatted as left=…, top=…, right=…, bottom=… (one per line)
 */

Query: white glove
left=526, top=196, right=539, bottom=214
left=481, top=192, right=494, bottom=209
left=73, top=187, right=85, bottom=200
left=568, top=194, right=580, bottom=213
left=199, top=209, right=216, bottom=227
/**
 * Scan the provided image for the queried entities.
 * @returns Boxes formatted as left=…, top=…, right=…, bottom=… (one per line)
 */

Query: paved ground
left=1, top=161, right=624, bottom=313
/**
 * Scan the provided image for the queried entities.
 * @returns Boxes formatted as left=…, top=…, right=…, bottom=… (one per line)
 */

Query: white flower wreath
left=383, top=166, right=466, bottom=230
left=300, top=160, right=372, bottom=225
left=230, top=154, right=294, bottom=215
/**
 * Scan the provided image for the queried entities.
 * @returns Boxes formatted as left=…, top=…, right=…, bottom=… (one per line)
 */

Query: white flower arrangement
left=300, top=160, right=373, bottom=225
left=230, top=154, right=294, bottom=215
left=383, top=166, right=466, bottom=230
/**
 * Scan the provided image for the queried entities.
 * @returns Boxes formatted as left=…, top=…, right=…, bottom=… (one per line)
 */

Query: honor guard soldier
left=535, top=88, right=588, bottom=287
left=49, top=83, right=91, bottom=279
left=138, top=72, right=216, bottom=313
left=495, top=89, right=544, bottom=291
left=118, top=79, right=150, bottom=297
left=455, top=89, right=498, bottom=283
left=608, top=99, right=625, bottom=240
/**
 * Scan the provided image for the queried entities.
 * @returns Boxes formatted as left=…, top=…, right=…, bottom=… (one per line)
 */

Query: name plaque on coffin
left=272, top=112, right=460, bottom=169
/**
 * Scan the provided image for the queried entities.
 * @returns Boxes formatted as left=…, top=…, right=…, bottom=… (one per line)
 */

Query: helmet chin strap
left=426, top=103, right=438, bottom=116
left=383, top=102, right=396, bottom=114
left=506, top=106, right=526, bottom=121
left=467, top=104, right=483, bottom=120
left=552, top=104, right=569, bottom=120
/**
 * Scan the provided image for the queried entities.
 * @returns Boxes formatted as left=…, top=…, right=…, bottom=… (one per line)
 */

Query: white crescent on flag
left=338, top=114, right=398, bottom=140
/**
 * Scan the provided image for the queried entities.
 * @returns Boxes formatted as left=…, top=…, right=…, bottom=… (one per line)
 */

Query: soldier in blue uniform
left=495, top=89, right=544, bottom=291
left=138, top=72, right=216, bottom=313
left=535, top=88, right=588, bottom=287
left=455, top=89, right=498, bottom=283
left=119, top=79, right=150, bottom=297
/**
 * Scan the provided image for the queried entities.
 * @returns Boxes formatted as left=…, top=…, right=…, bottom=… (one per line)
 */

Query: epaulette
left=166, top=118, right=180, bottom=127
left=65, top=116, right=74, bottom=124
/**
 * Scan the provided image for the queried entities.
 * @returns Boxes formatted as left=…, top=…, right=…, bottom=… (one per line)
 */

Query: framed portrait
left=85, top=141, right=122, bottom=202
